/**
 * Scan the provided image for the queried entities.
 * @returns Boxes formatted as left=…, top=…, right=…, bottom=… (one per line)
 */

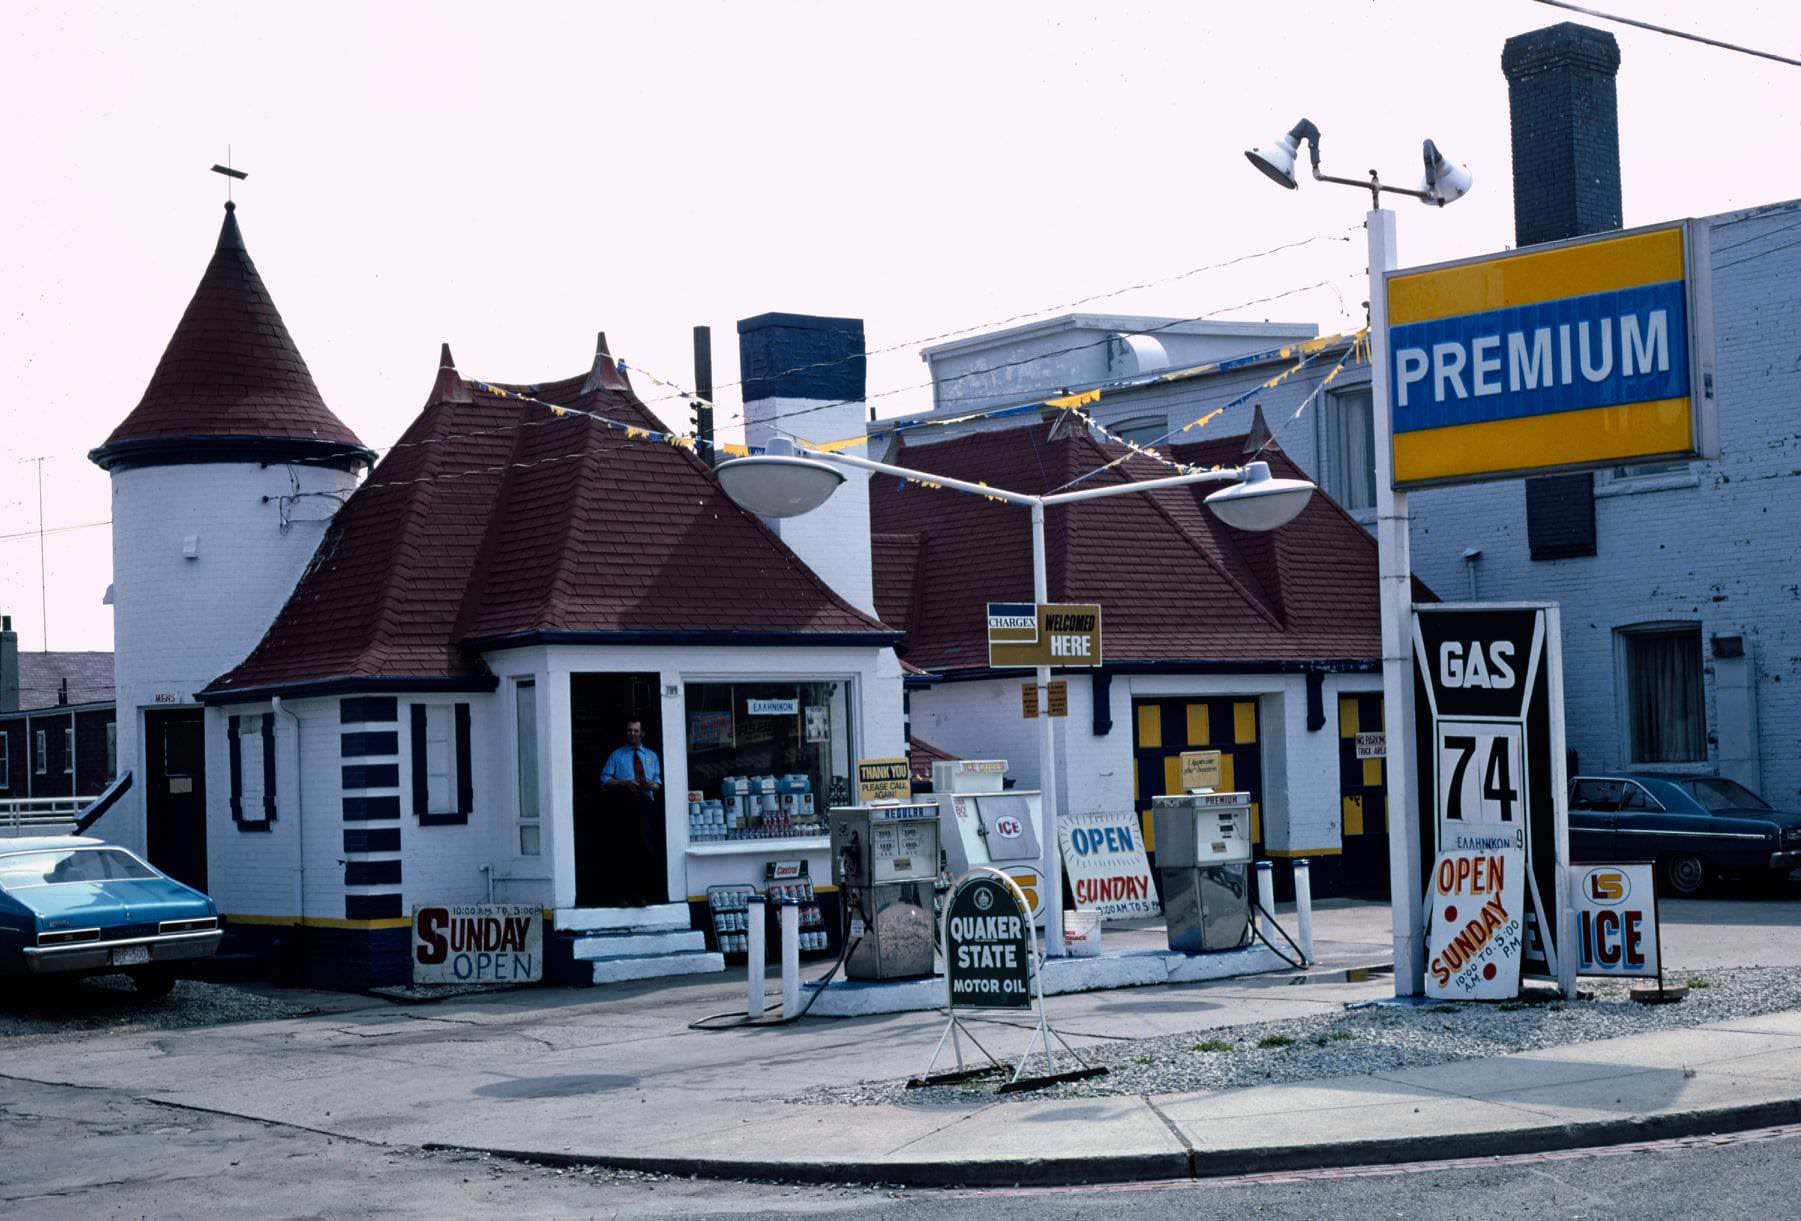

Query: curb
left=425, top=1095, right=1801, bottom=1189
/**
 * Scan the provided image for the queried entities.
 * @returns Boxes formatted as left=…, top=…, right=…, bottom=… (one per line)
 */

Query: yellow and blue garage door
left=1130, top=696, right=1262, bottom=857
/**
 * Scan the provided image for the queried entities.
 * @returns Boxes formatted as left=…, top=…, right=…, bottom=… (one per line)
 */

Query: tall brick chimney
left=0, top=614, right=17, bottom=713
left=1501, top=22, right=1623, bottom=247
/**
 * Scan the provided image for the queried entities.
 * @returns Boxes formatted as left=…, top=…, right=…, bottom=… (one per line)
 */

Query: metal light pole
left=1244, top=120, right=1472, bottom=996
left=1366, top=208, right=1427, bottom=994
left=715, top=443, right=1315, bottom=958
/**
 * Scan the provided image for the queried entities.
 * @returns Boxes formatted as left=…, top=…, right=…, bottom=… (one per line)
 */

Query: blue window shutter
left=455, top=703, right=473, bottom=815
left=410, top=704, right=428, bottom=817
left=228, top=715, right=242, bottom=820
left=261, top=713, right=277, bottom=820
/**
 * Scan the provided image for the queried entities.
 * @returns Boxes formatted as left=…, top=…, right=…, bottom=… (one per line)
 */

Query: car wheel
left=1661, top=854, right=1709, bottom=897
left=129, top=967, right=177, bottom=998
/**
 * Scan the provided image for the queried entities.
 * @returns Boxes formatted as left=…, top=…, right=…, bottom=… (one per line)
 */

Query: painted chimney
left=736, top=313, right=875, bottom=616
left=0, top=615, right=16, bottom=713
left=1502, top=22, right=1623, bottom=247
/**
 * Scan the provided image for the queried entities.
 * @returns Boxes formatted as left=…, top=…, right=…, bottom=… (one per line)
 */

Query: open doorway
left=144, top=708, right=207, bottom=893
left=571, top=673, right=664, bottom=907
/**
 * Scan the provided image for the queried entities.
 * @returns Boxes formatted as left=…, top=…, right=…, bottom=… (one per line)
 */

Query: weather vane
left=210, top=146, right=247, bottom=202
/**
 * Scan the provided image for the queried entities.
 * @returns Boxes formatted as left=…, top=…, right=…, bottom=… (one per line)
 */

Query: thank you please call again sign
left=1386, top=222, right=1715, bottom=488
left=988, top=603, right=1103, bottom=669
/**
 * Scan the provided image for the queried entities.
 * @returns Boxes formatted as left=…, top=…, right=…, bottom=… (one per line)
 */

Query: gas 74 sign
left=1412, top=605, right=1571, bottom=991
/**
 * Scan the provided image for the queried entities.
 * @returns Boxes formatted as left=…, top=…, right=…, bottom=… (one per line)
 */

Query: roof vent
left=1110, top=333, right=1169, bottom=376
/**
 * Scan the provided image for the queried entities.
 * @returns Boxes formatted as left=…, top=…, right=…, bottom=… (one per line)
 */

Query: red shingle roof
left=204, top=347, right=894, bottom=698
left=91, top=203, right=368, bottom=470
left=869, top=419, right=1388, bottom=672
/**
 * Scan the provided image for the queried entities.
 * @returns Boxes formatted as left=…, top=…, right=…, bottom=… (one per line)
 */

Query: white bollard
left=1255, top=859, right=1276, bottom=946
left=1292, top=857, right=1315, bottom=964
left=780, top=899, right=801, bottom=1019
left=745, top=895, right=767, bottom=1020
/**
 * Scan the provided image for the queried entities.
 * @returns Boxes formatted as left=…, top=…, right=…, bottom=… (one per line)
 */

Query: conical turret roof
left=90, top=202, right=372, bottom=471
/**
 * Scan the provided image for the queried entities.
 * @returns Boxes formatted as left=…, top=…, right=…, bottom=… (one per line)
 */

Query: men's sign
left=944, top=870, right=1033, bottom=1010
left=1058, top=812, right=1159, bottom=920
left=856, top=757, right=913, bottom=803
left=413, top=904, right=543, bottom=985
left=987, top=602, right=1103, bottom=668
left=1385, top=221, right=1716, bottom=488
left=1412, top=605, right=1570, bottom=989
left=1574, top=863, right=1661, bottom=979
left=1425, top=846, right=1524, bottom=1000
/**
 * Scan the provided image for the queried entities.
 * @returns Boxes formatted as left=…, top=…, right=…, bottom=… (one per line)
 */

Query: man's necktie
left=632, top=751, right=646, bottom=784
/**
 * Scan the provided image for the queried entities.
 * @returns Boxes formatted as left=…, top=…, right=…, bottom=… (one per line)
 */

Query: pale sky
left=3, top=1, right=1797, bottom=654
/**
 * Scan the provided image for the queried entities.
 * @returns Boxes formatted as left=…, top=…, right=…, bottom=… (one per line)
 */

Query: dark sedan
left=0, top=836, right=222, bottom=996
left=1569, top=774, right=1801, bottom=897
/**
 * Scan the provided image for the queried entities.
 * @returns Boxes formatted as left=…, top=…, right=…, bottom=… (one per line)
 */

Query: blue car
left=0, top=836, right=222, bottom=996
left=1569, top=774, right=1801, bottom=897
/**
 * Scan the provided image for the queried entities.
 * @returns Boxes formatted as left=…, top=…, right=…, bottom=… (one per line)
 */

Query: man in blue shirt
left=601, top=720, right=662, bottom=798
left=594, top=721, right=663, bottom=906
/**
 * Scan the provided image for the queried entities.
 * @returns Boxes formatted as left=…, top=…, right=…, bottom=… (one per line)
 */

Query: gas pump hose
left=1248, top=897, right=1309, bottom=968
left=687, top=893, right=867, bottom=1031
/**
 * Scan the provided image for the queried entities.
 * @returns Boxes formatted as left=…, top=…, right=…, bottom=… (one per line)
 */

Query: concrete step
left=590, top=950, right=725, bottom=984
left=554, top=903, right=689, bottom=934
left=572, top=929, right=707, bottom=960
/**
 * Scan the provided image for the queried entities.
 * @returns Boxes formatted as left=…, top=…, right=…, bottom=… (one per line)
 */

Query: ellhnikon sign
left=1385, top=221, right=1716, bottom=489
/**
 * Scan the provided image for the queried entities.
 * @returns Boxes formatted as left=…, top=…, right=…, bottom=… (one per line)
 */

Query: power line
left=631, top=229, right=1359, bottom=416
left=0, top=519, right=112, bottom=543
left=1528, top=0, right=1801, bottom=67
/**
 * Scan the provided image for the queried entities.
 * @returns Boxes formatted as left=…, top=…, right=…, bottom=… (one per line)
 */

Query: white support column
left=746, top=896, right=768, bottom=1020
left=1032, top=503, right=1064, bottom=957
left=545, top=668, right=578, bottom=911
left=1369, top=208, right=1425, bottom=996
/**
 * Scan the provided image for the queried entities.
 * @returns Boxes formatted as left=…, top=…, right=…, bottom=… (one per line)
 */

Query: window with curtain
left=1326, top=388, right=1377, bottom=511
left=1620, top=626, right=1706, bottom=764
left=515, top=679, right=540, bottom=856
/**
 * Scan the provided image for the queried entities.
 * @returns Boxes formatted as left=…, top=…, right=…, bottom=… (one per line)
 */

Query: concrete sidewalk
left=8, top=957, right=1801, bottom=1187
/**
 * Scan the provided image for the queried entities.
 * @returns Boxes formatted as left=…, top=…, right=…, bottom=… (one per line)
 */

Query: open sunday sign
left=1386, top=221, right=1716, bottom=489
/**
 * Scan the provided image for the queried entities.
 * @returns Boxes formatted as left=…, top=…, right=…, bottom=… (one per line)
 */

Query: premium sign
left=1058, top=812, right=1159, bottom=920
left=1425, top=845, right=1525, bottom=1000
left=943, top=870, right=1033, bottom=1010
left=1412, top=604, right=1570, bottom=988
left=412, top=904, right=543, bottom=985
left=1573, top=863, right=1661, bottom=978
left=1386, top=221, right=1715, bottom=489
left=856, top=757, right=913, bottom=803
left=987, top=602, right=1103, bottom=668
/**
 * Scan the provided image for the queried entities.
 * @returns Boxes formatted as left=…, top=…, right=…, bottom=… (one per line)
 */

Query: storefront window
left=684, top=681, right=854, bottom=842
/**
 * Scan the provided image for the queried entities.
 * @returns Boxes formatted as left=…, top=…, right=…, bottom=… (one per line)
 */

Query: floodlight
left=1203, top=461, right=1316, bottom=532
left=714, top=435, right=845, bottom=518
left=1419, top=139, right=1473, bottom=206
left=1244, top=119, right=1320, bottom=191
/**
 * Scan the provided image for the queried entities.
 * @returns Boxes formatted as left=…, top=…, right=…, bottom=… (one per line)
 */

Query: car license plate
left=113, top=944, right=151, bottom=966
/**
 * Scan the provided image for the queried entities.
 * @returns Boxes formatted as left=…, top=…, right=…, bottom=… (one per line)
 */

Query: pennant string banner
left=404, top=330, right=1365, bottom=509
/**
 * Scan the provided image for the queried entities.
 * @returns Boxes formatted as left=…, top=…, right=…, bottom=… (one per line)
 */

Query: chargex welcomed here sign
left=1385, top=221, right=1716, bottom=488
left=987, top=602, right=1103, bottom=668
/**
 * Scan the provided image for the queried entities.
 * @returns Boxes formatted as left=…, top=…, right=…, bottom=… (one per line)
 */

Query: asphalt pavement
left=4, top=896, right=1801, bottom=1200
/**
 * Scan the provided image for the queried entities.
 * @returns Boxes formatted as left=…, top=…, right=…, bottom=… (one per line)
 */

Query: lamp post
left=717, top=438, right=1316, bottom=956
left=1244, top=118, right=1472, bottom=996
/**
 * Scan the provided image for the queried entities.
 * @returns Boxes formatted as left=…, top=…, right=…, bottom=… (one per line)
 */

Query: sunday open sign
left=1425, top=845, right=1524, bottom=1000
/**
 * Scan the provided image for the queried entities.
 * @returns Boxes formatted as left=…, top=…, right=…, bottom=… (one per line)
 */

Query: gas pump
left=932, top=759, right=1047, bottom=927
left=1151, top=791, right=1253, bottom=953
left=828, top=801, right=941, bottom=980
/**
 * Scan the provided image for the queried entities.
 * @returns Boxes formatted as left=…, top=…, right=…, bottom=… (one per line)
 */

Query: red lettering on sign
left=416, top=908, right=449, bottom=964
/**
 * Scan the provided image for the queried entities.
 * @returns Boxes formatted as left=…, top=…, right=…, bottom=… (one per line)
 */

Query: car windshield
left=0, top=848, right=159, bottom=891
left=1683, top=778, right=1773, bottom=812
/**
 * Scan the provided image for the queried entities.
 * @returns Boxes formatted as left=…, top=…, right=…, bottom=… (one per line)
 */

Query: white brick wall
left=1407, top=202, right=1801, bottom=804
left=743, top=396, right=876, bottom=616
left=913, top=670, right=1382, bottom=857
left=111, top=461, right=356, bottom=858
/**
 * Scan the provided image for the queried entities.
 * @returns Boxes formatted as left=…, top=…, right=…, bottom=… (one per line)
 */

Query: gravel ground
left=0, top=974, right=320, bottom=1044
left=796, top=966, right=1799, bottom=1107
